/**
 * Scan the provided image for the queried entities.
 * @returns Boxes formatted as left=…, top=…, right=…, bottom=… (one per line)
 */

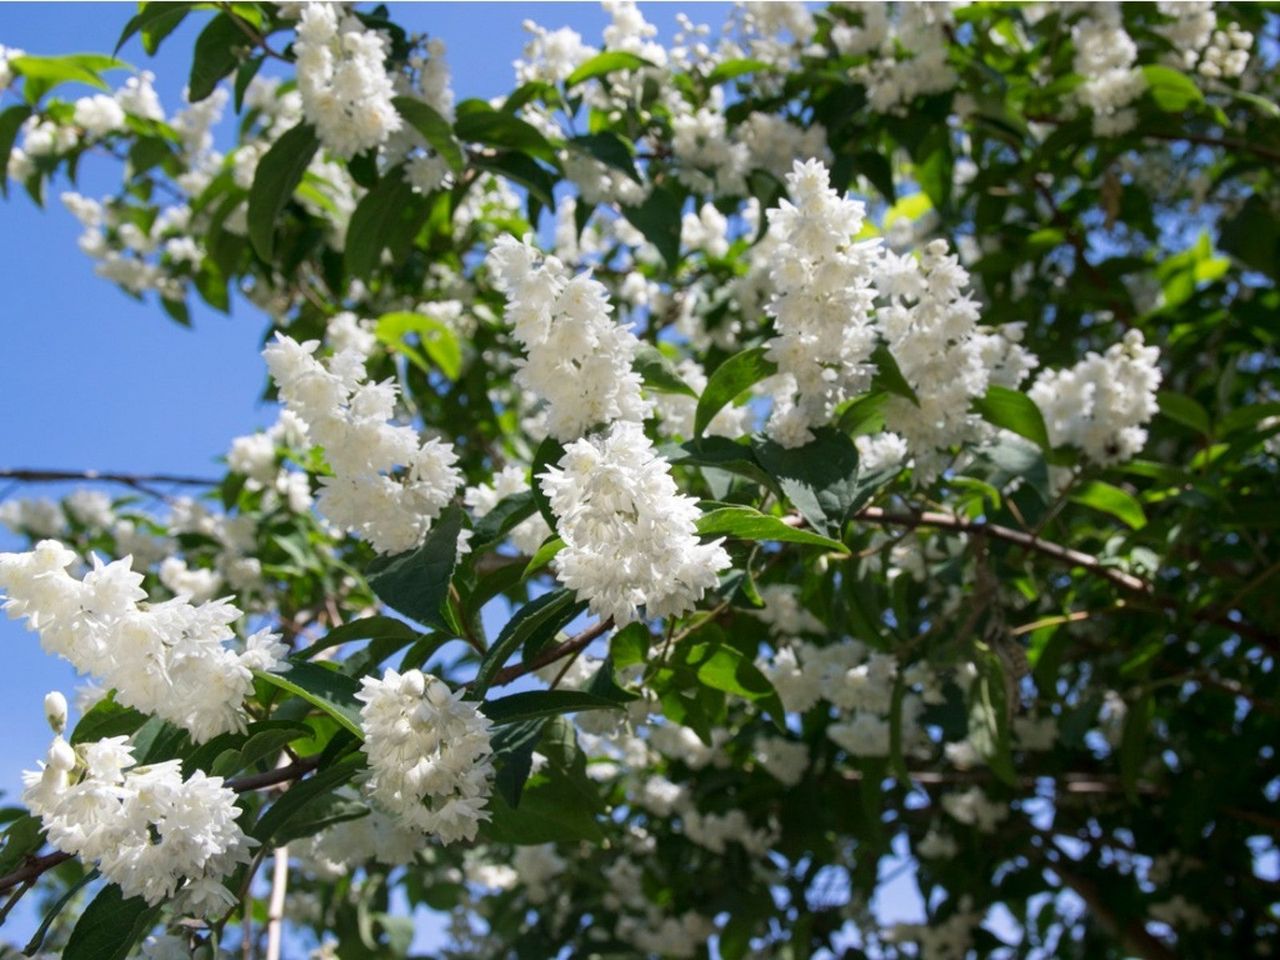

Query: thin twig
left=0, top=468, right=217, bottom=488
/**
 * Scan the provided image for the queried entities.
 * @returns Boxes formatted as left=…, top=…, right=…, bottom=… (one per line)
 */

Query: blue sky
left=0, top=3, right=932, bottom=951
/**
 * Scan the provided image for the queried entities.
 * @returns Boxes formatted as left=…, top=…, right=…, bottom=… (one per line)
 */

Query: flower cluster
left=294, top=2, right=402, bottom=159
left=1030, top=328, right=1162, bottom=464
left=23, top=727, right=253, bottom=913
left=538, top=420, right=731, bottom=624
left=762, top=159, right=882, bottom=448
left=839, top=4, right=958, bottom=115
left=875, top=240, right=1035, bottom=479
left=487, top=235, right=650, bottom=440
left=356, top=668, right=495, bottom=844
left=1072, top=5, right=1146, bottom=136
left=0, top=540, right=287, bottom=742
left=263, top=316, right=463, bottom=555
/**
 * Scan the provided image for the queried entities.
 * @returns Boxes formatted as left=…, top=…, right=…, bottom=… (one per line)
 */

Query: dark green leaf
left=393, top=95, right=464, bottom=172
left=0, top=105, right=33, bottom=198
left=188, top=14, right=243, bottom=104
left=455, top=105, right=554, bottom=161
left=25, top=870, right=98, bottom=955
left=870, top=344, right=920, bottom=406
left=248, top=122, right=319, bottom=261
left=471, top=492, right=538, bottom=552
left=480, top=689, right=627, bottom=726
left=1119, top=693, right=1154, bottom=804
left=751, top=428, right=868, bottom=536
left=569, top=131, right=639, bottom=181
left=695, top=346, right=777, bottom=437
left=252, top=755, right=365, bottom=844
left=1157, top=391, right=1211, bottom=436
left=63, top=884, right=158, bottom=960
left=297, top=615, right=420, bottom=661
left=365, top=506, right=466, bottom=632
left=70, top=697, right=147, bottom=745
left=622, top=184, right=684, bottom=270
left=471, top=588, right=585, bottom=697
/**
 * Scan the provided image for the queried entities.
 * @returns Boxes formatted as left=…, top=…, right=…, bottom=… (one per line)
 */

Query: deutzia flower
left=0, top=540, right=288, bottom=742
left=487, top=236, right=651, bottom=440
left=356, top=668, right=495, bottom=844
left=538, top=421, right=731, bottom=624
left=263, top=318, right=464, bottom=555
left=1029, top=329, right=1162, bottom=464
left=761, top=159, right=882, bottom=448
left=23, top=731, right=254, bottom=912
left=293, top=3, right=402, bottom=159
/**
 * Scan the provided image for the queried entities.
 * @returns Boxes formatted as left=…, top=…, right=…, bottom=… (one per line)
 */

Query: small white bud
left=44, top=691, right=68, bottom=734
left=48, top=737, right=77, bottom=773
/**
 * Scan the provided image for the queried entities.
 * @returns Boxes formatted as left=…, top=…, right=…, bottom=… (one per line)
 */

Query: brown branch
left=0, top=468, right=218, bottom=489
left=489, top=618, right=614, bottom=688
left=847, top=506, right=1280, bottom=653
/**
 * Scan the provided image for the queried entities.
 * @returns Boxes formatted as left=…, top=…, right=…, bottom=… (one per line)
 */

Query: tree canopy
left=0, top=3, right=1278, bottom=959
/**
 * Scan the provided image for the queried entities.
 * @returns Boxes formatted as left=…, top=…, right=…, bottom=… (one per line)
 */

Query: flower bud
left=48, top=736, right=77, bottom=773
left=44, top=691, right=68, bottom=734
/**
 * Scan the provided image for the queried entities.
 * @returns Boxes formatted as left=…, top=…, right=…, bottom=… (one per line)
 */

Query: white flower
left=463, top=465, right=553, bottom=556
left=0, top=541, right=287, bottom=742
left=761, top=159, right=882, bottom=447
left=23, top=734, right=254, bottom=912
left=1072, top=5, right=1146, bottom=137
left=44, top=691, right=68, bottom=734
left=538, top=421, right=730, bottom=624
left=356, top=669, right=495, bottom=844
left=73, top=94, right=126, bottom=138
left=1030, top=329, right=1162, bottom=464
left=293, top=3, right=402, bottom=159
left=488, top=235, right=651, bottom=441
left=263, top=327, right=464, bottom=555
left=941, top=786, right=1009, bottom=833
left=754, top=736, right=809, bottom=786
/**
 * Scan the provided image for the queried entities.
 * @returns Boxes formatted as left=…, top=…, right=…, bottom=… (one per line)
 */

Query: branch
left=489, top=618, right=614, bottom=688
left=847, top=506, right=1280, bottom=653
left=1050, top=862, right=1178, bottom=960
left=0, top=467, right=218, bottom=491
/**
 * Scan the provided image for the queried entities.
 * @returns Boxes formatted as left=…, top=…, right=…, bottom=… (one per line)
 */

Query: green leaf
left=393, top=95, right=464, bottom=172
left=633, top=343, right=697, bottom=398
left=569, top=131, right=640, bottom=181
left=695, top=506, right=848, bottom=553
left=25, top=870, right=98, bottom=955
left=1157, top=391, right=1211, bottom=436
left=375, top=311, right=463, bottom=380
left=474, top=151, right=556, bottom=209
left=344, top=168, right=422, bottom=279
left=523, top=537, right=565, bottom=580
left=115, top=2, right=192, bottom=57
left=297, top=615, right=420, bottom=661
left=70, top=696, right=148, bottom=745
left=1141, top=65, right=1204, bottom=112
left=63, top=884, right=158, bottom=960
left=188, top=13, right=244, bottom=104
left=751, top=428, right=871, bottom=537
left=565, top=51, right=652, bottom=88
left=1219, top=195, right=1280, bottom=279
left=622, top=184, right=684, bottom=270
left=682, top=642, right=784, bottom=727
left=485, top=771, right=603, bottom=844
left=0, top=105, right=33, bottom=198
left=252, top=755, right=365, bottom=844
left=837, top=392, right=890, bottom=436
left=665, top=436, right=777, bottom=492
left=887, top=671, right=911, bottom=786
left=1119, top=693, right=1154, bottom=804
left=530, top=436, right=566, bottom=529
left=0, top=815, right=43, bottom=876
left=706, top=58, right=770, bottom=85
left=1069, top=480, right=1147, bottom=530
left=255, top=661, right=365, bottom=738
left=868, top=344, right=919, bottom=405
left=11, top=54, right=121, bottom=102
left=611, top=622, right=650, bottom=668
left=973, top=384, right=1051, bottom=452
left=248, top=122, right=319, bottom=261
left=454, top=104, right=555, bottom=161
left=695, top=346, right=777, bottom=437
left=365, top=505, right=466, bottom=632
left=471, top=588, right=586, bottom=697
left=490, top=718, right=546, bottom=807
left=471, top=492, right=538, bottom=552
left=480, top=689, right=626, bottom=726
